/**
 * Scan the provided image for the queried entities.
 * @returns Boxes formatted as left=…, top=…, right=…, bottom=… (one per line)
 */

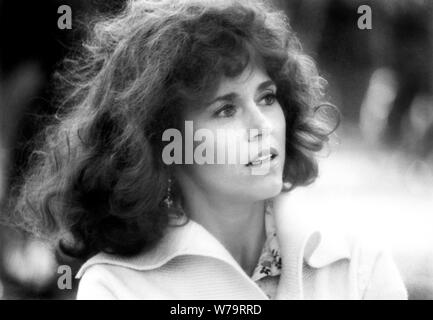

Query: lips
left=246, top=147, right=279, bottom=167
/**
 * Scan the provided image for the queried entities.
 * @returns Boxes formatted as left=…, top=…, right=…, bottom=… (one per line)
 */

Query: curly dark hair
left=4, top=0, right=339, bottom=261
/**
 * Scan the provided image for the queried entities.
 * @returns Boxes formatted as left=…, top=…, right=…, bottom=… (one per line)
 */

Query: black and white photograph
left=0, top=0, right=432, bottom=303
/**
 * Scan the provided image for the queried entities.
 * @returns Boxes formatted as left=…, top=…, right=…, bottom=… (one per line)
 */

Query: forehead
left=213, top=63, right=272, bottom=96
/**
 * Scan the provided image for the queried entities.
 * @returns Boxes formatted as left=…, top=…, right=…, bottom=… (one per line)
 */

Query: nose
left=247, top=102, right=273, bottom=142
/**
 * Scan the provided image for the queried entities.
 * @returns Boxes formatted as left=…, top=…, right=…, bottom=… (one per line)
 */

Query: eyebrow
left=206, top=79, right=276, bottom=107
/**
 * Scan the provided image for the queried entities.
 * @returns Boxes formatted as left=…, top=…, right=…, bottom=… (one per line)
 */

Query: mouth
left=246, top=147, right=279, bottom=167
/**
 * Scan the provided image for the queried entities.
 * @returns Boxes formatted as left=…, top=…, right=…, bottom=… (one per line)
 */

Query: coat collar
left=270, top=198, right=352, bottom=299
left=76, top=199, right=351, bottom=299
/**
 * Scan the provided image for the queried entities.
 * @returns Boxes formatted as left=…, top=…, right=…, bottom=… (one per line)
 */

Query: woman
left=8, top=0, right=407, bottom=299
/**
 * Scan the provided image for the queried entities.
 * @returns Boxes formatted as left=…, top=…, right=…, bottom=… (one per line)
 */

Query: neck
left=180, top=186, right=266, bottom=277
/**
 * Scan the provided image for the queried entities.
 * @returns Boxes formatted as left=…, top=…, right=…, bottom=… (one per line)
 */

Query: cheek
left=273, top=105, right=287, bottom=171
left=187, top=128, right=250, bottom=183
left=192, top=119, right=246, bottom=164
left=273, top=104, right=286, bottom=140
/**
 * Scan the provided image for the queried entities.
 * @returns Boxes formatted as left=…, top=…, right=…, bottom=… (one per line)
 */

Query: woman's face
left=175, top=63, right=286, bottom=203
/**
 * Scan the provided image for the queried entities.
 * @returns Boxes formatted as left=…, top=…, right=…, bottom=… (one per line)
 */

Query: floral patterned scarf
left=251, top=200, right=282, bottom=282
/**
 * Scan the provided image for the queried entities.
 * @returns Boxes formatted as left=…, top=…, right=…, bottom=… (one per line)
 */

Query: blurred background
left=0, top=0, right=432, bottom=299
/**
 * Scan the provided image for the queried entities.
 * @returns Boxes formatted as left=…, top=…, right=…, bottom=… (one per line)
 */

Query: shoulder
left=305, top=227, right=408, bottom=299
left=76, top=254, right=170, bottom=300
left=75, top=250, right=168, bottom=300
left=270, top=195, right=408, bottom=299
left=349, top=234, right=408, bottom=299
left=76, top=263, right=123, bottom=300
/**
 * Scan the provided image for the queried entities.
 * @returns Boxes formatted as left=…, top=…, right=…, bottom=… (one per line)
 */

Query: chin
left=247, top=175, right=283, bottom=201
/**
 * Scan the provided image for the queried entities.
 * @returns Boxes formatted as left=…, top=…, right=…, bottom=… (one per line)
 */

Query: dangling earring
left=282, top=181, right=293, bottom=191
left=163, top=177, right=174, bottom=208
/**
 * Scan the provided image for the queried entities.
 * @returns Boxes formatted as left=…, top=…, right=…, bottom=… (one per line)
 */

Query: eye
left=215, top=104, right=237, bottom=118
left=261, top=92, right=277, bottom=106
